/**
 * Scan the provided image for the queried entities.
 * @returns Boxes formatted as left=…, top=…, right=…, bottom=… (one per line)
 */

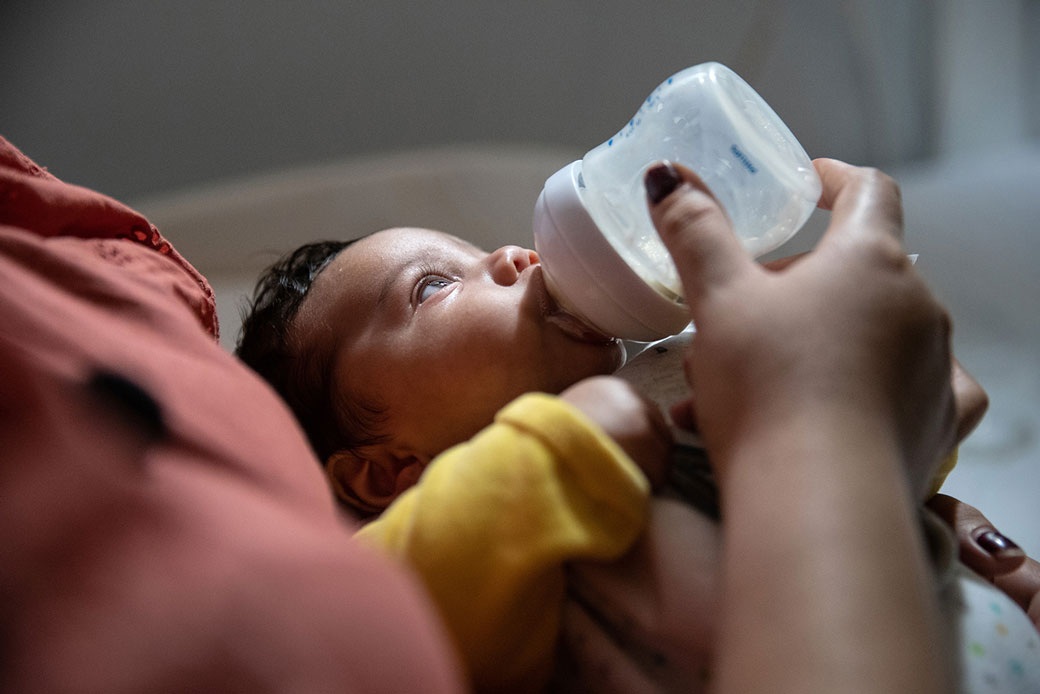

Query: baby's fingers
left=645, top=162, right=756, bottom=316
left=669, top=398, right=698, bottom=433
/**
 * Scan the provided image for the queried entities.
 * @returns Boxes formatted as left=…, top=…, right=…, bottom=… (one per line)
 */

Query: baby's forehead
left=365, top=226, right=485, bottom=258
left=297, top=227, right=482, bottom=329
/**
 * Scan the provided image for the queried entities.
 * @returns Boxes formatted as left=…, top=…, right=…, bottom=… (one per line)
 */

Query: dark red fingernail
left=976, top=530, right=1023, bottom=557
left=645, top=162, right=682, bottom=205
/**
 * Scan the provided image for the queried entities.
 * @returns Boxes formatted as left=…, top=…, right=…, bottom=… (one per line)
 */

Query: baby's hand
left=560, top=376, right=672, bottom=488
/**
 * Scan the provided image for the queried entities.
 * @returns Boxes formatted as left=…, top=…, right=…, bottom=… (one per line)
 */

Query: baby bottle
left=533, top=61, right=822, bottom=341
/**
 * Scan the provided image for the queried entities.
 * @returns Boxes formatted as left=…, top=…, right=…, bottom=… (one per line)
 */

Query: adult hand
left=671, top=353, right=985, bottom=500
left=729, top=250, right=985, bottom=451
left=646, top=159, right=956, bottom=494
left=928, top=494, right=1040, bottom=630
left=950, top=358, right=988, bottom=443
left=645, top=158, right=956, bottom=694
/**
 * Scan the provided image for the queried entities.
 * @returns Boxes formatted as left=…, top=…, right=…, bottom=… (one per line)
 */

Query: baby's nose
left=488, top=245, right=539, bottom=285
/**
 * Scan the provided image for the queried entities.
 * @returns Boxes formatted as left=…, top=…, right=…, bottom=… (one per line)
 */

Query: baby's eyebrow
left=377, top=257, right=413, bottom=306
left=451, top=237, right=485, bottom=255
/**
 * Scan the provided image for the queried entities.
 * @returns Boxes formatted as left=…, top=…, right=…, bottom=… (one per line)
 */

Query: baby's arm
left=356, top=379, right=669, bottom=693
left=557, top=375, right=673, bottom=488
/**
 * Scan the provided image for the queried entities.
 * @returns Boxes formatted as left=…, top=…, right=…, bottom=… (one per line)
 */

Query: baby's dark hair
left=236, top=238, right=385, bottom=462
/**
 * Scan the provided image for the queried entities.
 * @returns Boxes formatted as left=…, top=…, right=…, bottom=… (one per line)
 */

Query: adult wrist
left=707, top=399, right=904, bottom=489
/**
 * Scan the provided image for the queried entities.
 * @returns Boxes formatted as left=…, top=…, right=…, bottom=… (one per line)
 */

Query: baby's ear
left=325, top=447, right=426, bottom=515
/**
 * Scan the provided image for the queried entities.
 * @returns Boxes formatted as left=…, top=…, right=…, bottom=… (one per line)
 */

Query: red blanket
left=0, top=136, right=462, bottom=693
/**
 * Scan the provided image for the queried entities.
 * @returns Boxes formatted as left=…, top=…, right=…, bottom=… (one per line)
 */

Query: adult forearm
left=711, top=411, right=950, bottom=694
left=643, top=157, right=959, bottom=693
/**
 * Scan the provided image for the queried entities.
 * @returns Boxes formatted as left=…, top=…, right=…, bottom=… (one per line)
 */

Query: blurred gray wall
left=1, top=0, right=973, bottom=201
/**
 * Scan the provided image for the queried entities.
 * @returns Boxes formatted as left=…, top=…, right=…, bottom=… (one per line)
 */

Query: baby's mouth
left=547, top=311, right=617, bottom=345
left=535, top=269, right=618, bottom=346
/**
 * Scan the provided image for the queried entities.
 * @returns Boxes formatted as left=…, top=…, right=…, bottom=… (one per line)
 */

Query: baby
left=237, top=226, right=1039, bottom=692
left=237, top=227, right=674, bottom=691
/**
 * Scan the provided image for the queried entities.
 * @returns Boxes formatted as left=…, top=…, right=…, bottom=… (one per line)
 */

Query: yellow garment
left=929, top=448, right=959, bottom=498
left=356, top=393, right=650, bottom=693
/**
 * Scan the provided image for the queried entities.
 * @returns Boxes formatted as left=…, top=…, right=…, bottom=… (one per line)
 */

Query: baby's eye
left=417, top=275, right=455, bottom=304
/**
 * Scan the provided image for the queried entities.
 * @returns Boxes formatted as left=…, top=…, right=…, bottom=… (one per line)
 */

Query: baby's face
left=296, top=227, right=625, bottom=459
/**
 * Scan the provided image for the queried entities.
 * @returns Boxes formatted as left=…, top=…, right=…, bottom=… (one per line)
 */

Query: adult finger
left=645, top=162, right=756, bottom=310
left=951, top=358, right=989, bottom=444
left=813, top=158, right=905, bottom=244
left=992, top=559, right=1040, bottom=628
left=926, top=494, right=1026, bottom=578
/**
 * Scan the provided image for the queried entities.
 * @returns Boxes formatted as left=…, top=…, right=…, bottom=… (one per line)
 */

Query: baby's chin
left=538, top=276, right=621, bottom=349
left=531, top=265, right=625, bottom=368
left=545, top=309, right=619, bottom=347
left=550, top=327, right=627, bottom=379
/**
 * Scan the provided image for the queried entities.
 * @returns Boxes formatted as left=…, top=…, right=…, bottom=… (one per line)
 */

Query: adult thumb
left=645, top=162, right=753, bottom=311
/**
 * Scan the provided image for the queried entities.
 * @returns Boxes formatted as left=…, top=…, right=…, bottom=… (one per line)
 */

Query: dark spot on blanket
left=87, top=369, right=166, bottom=443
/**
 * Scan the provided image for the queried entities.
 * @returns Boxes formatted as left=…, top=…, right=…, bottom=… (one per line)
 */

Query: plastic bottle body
left=533, top=62, right=821, bottom=340
left=580, top=62, right=820, bottom=298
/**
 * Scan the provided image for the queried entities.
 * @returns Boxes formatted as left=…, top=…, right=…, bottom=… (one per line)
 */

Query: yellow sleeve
left=928, top=448, right=958, bottom=498
left=356, top=392, right=650, bottom=693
